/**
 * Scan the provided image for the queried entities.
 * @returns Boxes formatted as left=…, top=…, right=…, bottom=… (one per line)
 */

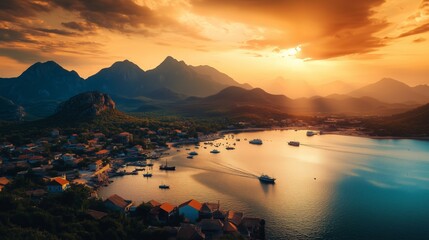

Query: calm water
left=98, top=130, right=429, bottom=239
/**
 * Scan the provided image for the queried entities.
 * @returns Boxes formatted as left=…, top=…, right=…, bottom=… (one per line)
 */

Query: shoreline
left=220, top=127, right=429, bottom=141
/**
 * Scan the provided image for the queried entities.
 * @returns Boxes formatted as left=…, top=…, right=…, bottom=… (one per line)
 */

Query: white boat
left=210, top=149, right=220, bottom=154
left=249, top=139, right=263, bottom=145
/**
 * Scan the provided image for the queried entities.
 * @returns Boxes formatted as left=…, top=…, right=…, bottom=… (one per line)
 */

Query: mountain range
left=0, top=58, right=428, bottom=121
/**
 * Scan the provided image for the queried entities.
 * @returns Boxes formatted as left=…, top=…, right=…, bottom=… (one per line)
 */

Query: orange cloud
left=191, top=0, right=388, bottom=59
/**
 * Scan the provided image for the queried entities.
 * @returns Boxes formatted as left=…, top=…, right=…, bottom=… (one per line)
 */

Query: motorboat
left=259, top=174, right=276, bottom=184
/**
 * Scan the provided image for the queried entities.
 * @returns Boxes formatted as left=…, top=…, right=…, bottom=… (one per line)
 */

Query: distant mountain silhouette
left=86, top=60, right=146, bottom=97
left=191, top=65, right=252, bottom=89
left=0, top=57, right=252, bottom=118
left=146, top=86, right=415, bottom=118
left=0, top=61, right=84, bottom=103
left=144, top=56, right=247, bottom=97
left=349, top=78, right=429, bottom=104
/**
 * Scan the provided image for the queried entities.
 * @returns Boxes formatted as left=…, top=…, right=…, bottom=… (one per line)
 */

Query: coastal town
left=0, top=121, right=270, bottom=239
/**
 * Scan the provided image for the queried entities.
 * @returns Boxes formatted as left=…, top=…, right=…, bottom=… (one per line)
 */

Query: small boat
left=236, top=139, right=240, bottom=141
left=288, top=141, right=300, bottom=147
left=210, top=149, right=220, bottom=154
left=189, top=151, right=198, bottom=156
left=147, top=162, right=154, bottom=167
left=135, top=167, right=145, bottom=171
left=306, top=131, right=315, bottom=137
left=259, top=174, right=276, bottom=184
left=226, top=146, right=235, bottom=150
left=159, top=184, right=170, bottom=189
left=187, top=155, right=194, bottom=159
left=159, top=160, right=176, bottom=171
left=143, top=170, right=153, bottom=177
left=249, top=139, right=263, bottom=145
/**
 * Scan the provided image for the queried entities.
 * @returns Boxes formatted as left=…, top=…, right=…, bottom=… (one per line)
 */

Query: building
left=177, top=224, right=205, bottom=240
left=47, top=176, right=70, bottom=193
left=95, top=149, right=110, bottom=158
left=117, top=132, right=133, bottom=144
left=104, top=194, right=133, bottom=213
left=159, top=202, right=176, bottom=223
left=200, top=202, right=220, bottom=219
left=0, top=177, right=10, bottom=192
left=198, top=219, right=224, bottom=239
left=179, top=199, right=202, bottom=223
left=51, top=129, right=60, bottom=137
left=89, top=160, right=103, bottom=171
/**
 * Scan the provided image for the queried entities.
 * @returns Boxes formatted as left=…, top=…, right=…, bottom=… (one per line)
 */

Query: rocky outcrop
left=55, top=92, right=115, bottom=119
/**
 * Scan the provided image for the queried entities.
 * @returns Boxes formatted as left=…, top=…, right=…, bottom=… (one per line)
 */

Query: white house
left=47, top=176, right=70, bottom=193
left=178, top=199, right=202, bottom=223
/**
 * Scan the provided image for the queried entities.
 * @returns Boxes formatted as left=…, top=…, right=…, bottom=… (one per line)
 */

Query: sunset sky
left=1, top=0, right=429, bottom=89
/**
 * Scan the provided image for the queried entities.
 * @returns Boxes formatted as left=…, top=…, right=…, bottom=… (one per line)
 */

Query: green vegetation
left=0, top=176, right=172, bottom=240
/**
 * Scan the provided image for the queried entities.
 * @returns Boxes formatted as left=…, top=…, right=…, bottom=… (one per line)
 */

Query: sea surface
left=98, top=130, right=429, bottom=239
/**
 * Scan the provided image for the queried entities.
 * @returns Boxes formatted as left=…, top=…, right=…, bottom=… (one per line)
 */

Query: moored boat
left=210, top=149, right=220, bottom=154
left=159, top=184, right=170, bottom=189
left=159, top=160, right=176, bottom=171
left=249, top=139, right=263, bottom=145
left=288, top=141, right=300, bottom=147
left=306, top=131, right=315, bottom=136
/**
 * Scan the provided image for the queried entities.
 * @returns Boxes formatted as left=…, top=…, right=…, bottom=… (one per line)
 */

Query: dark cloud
left=0, top=0, right=52, bottom=22
left=50, top=0, right=160, bottom=31
left=61, top=21, right=97, bottom=32
left=32, top=27, right=77, bottom=36
left=0, top=47, right=47, bottom=63
left=0, top=28, right=37, bottom=43
left=191, top=0, right=387, bottom=59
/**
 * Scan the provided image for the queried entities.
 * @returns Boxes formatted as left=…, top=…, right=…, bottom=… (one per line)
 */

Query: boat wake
left=177, top=162, right=256, bottom=179
left=210, top=161, right=258, bottom=178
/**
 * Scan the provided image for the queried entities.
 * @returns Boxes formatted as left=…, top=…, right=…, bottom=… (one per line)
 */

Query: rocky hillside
left=54, top=92, right=116, bottom=120
left=0, top=97, right=25, bottom=121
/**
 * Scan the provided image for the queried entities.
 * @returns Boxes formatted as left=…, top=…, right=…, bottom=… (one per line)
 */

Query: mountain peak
left=377, top=78, right=409, bottom=87
left=157, top=56, right=187, bottom=69
left=110, top=59, right=144, bottom=72
left=19, top=60, right=80, bottom=79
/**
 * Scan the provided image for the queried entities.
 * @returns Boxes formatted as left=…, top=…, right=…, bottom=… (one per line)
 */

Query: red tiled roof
left=86, top=209, right=108, bottom=220
left=147, top=199, right=161, bottom=207
left=96, top=149, right=109, bottom=155
left=179, top=199, right=202, bottom=211
left=223, top=221, right=238, bottom=232
left=50, top=177, right=69, bottom=186
left=0, top=177, right=10, bottom=186
left=160, top=202, right=175, bottom=213
left=106, top=194, right=131, bottom=209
